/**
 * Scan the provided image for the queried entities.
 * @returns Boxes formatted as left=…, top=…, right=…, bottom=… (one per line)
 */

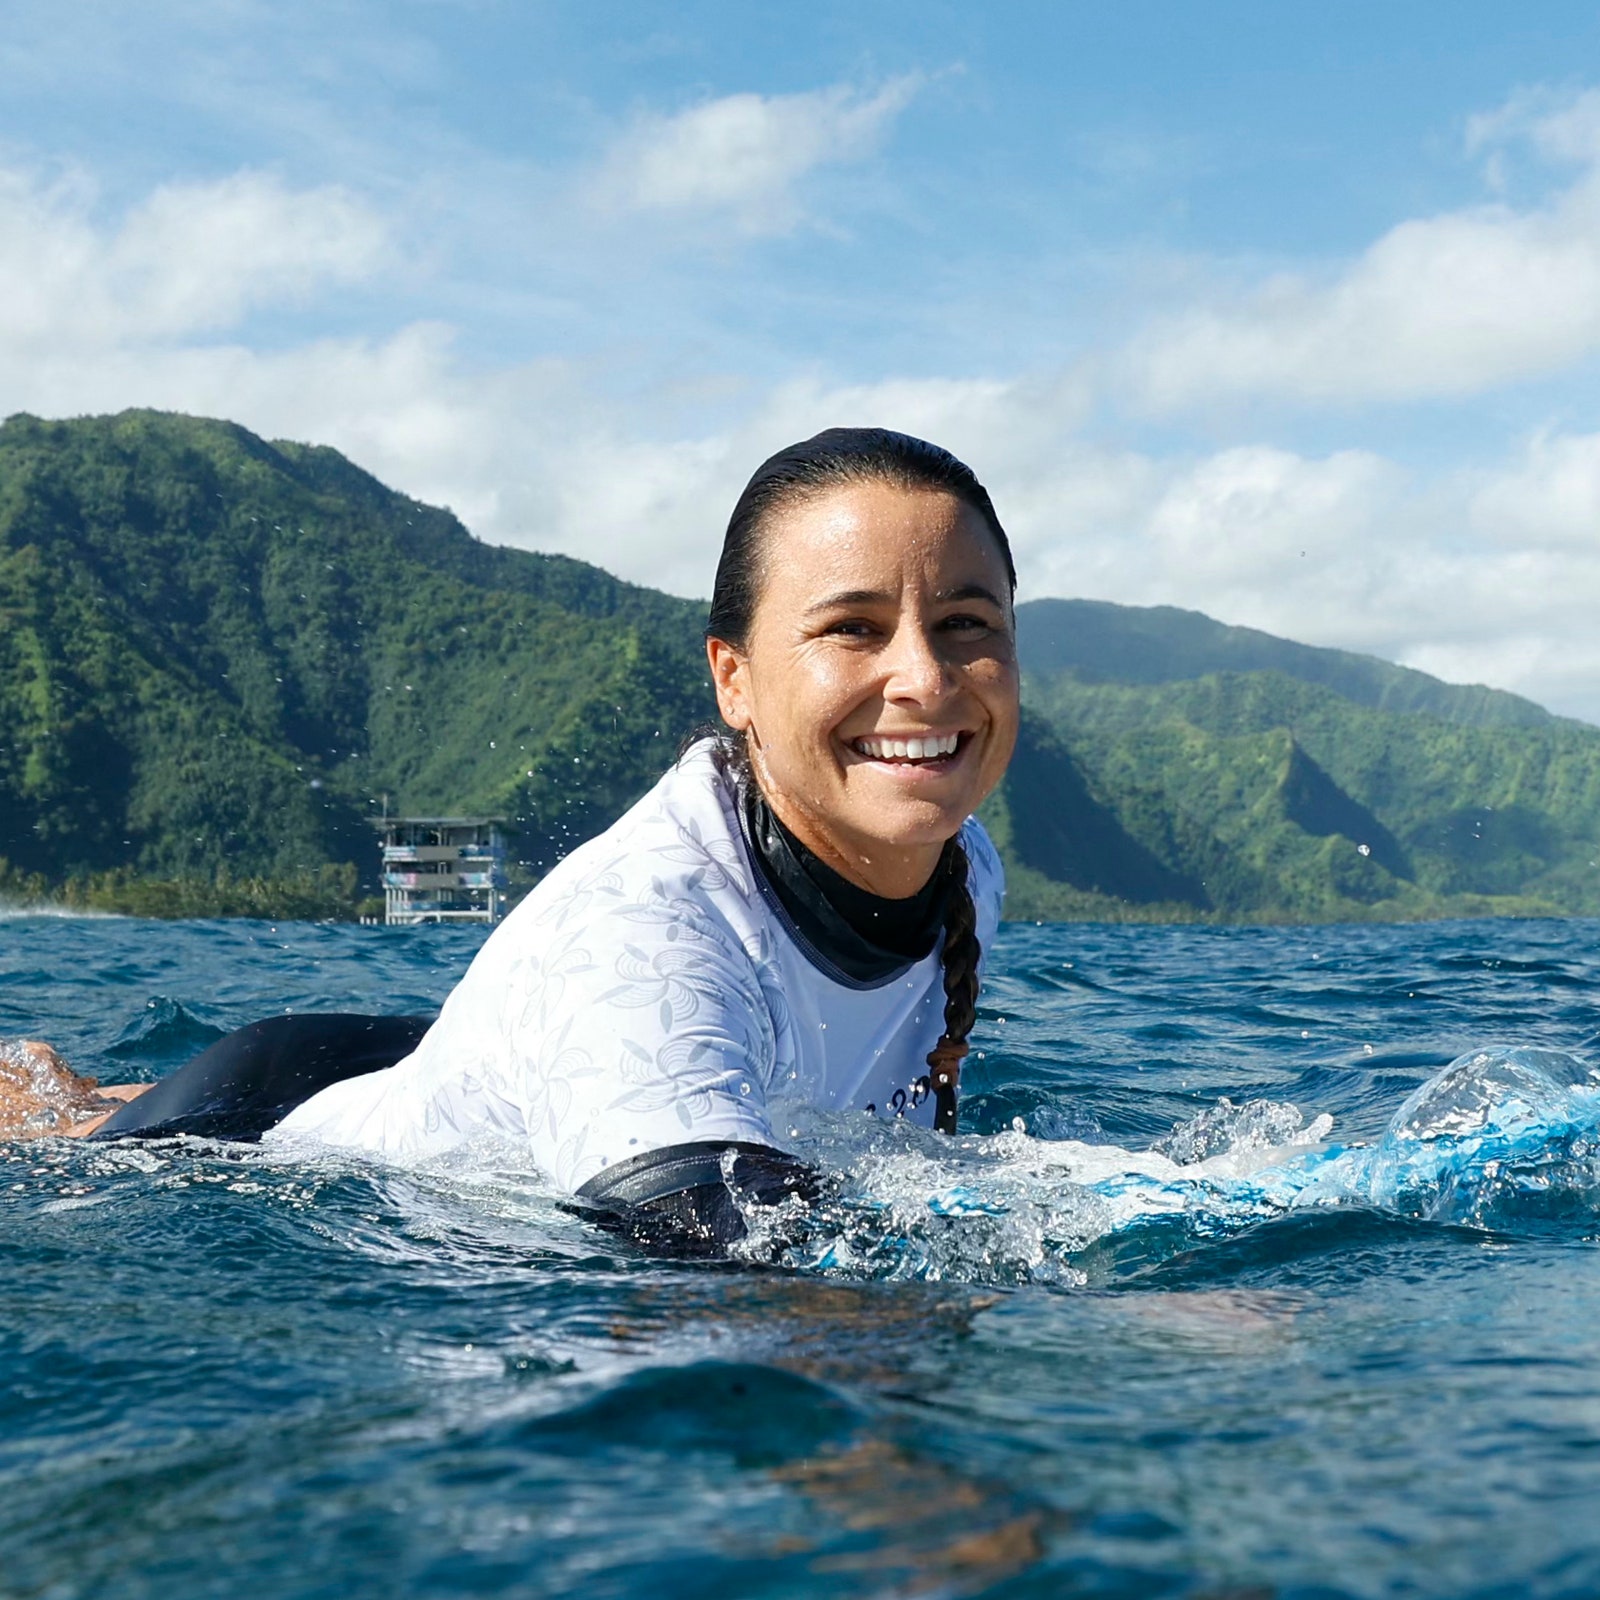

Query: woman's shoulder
left=499, top=741, right=758, bottom=948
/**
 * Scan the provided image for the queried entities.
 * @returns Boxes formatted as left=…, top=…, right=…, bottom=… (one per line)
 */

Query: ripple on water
left=105, top=996, right=228, bottom=1066
left=4, top=915, right=1600, bottom=1599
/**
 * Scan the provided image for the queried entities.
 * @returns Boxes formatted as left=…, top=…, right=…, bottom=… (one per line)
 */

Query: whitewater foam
left=726, top=1045, right=1600, bottom=1284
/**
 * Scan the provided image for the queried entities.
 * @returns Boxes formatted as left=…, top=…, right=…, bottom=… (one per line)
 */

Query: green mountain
left=3, top=408, right=1599, bottom=924
left=987, top=636, right=1600, bottom=922
left=0, top=409, right=713, bottom=914
left=1016, top=597, right=1558, bottom=727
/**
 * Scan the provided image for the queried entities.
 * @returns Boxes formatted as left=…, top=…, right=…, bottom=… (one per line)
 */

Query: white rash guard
left=274, top=740, right=1005, bottom=1194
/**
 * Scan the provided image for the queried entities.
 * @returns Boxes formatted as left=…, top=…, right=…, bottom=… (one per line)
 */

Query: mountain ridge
left=1016, top=597, right=1566, bottom=731
left=4, top=408, right=1598, bottom=923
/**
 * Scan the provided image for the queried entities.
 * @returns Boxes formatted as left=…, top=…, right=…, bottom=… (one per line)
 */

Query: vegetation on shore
left=4, top=408, right=1598, bottom=924
left=0, top=858, right=372, bottom=920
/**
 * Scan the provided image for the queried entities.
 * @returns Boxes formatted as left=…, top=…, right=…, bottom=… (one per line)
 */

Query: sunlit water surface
left=4, top=912, right=1600, bottom=1598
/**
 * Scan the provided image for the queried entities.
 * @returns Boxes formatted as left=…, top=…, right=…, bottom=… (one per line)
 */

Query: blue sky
left=6, top=1, right=1600, bottom=719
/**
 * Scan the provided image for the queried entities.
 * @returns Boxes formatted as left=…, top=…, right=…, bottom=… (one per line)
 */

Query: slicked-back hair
left=704, top=427, right=1015, bottom=1134
left=705, top=427, right=1015, bottom=652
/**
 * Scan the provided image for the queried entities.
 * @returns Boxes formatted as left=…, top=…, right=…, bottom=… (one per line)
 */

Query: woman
left=5, top=428, right=1020, bottom=1252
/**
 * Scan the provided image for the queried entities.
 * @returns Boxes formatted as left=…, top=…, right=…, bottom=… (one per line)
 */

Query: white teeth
left=854, top=733, right=961, bottom=761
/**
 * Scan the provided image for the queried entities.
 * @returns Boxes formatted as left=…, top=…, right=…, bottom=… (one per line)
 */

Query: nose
left=882, top=618, right=954, bottom=704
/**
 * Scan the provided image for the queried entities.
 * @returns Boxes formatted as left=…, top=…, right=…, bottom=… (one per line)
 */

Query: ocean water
left=4, top=911, right=1600, bottom=1599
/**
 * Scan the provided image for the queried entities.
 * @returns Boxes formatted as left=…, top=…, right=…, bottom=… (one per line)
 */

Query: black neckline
left=739, top=783, right=951, bottom=984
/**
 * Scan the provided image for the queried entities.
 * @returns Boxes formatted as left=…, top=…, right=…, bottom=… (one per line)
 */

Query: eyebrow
left=803, top=583, right=1007, bottom=616
left=937, top=583, right=1007, bottom=606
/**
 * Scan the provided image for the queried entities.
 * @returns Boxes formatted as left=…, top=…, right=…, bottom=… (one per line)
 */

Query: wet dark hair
left=706, top=426, right=1015, bottom=650
left=705, top=427, right=1016, bottom=1135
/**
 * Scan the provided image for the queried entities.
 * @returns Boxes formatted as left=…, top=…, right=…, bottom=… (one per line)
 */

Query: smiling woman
left=706, top=440, right=1018, bottom=899
left=20, top=429, right=1021, bottom=1256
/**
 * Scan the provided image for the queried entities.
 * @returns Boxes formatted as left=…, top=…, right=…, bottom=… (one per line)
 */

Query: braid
left=927, top=840, right=981, bottom=1135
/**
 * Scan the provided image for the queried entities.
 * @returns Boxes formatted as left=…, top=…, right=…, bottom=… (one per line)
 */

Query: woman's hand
left=0, top=1039, right=146, bottom=1139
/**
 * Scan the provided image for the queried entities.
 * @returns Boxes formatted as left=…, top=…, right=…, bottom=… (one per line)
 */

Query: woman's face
left=707, top=479, right=1020, bottom=898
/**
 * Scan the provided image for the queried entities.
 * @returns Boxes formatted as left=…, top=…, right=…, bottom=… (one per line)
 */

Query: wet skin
left=0, top=1039, right=145, bottom=1138
left=707, top=482, right=1020, bottom=899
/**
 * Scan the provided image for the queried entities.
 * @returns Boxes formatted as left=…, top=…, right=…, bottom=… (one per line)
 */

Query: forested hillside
left=991, top=625, right=1600, bottom=921
left=3, top=408, right=1599, bottom=923
left=1015, top=598, right=1558, bottom=727
left=0, top=410, right=712, bottom=914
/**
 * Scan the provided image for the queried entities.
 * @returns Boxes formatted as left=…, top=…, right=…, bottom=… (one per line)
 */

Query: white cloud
left=1468, top=428, right=1600, bottom=546
left=111, top=171, right=387, bottom=335
left=8, top=136, right=1600, bottom=726
left=1123, top=88, right=1600, bottom=411
left=0, top=164, right=386, bottom=353
left=1466, top=85, right=1600, bottom=166
left=595, top=78, right=920, bottom=233
left=1034, top=432, right=1600, bottom=725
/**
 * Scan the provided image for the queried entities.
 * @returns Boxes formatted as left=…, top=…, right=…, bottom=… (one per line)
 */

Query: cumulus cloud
left=1468, top=428, right=1600, bottom=547
left=1122, top=87, right=1600, bottom=411
left=111, top=170, right=387, bottom=334
left=0, top=164, right=386, bottom=352
left=594, top=78, right=920, bottom=233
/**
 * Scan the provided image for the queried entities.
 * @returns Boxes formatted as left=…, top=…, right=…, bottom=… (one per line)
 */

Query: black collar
left=739, top=783, right=951, bottom=984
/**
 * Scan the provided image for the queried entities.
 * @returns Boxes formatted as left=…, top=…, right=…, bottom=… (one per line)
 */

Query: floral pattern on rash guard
left=274, top=741, right=1005, bottom=1194
left=510, top=890, right=779, bottom=1189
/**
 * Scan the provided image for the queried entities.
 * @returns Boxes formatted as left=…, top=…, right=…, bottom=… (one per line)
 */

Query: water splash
left=1358, top=1046, right=1600, bottom=1226
left=44, top=1038, right=1598, bottom=1289
left=1153, top=1096, right=1327, bottom=1163
left=0, top=1038, right=117, bottom=1136
left=734, top=1046, right=1600, bottom=1284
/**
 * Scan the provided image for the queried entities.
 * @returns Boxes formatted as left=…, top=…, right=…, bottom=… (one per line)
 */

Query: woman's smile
left=841, top=728, right=977, bottom=794
left=848, top=731, right=964, bottom=763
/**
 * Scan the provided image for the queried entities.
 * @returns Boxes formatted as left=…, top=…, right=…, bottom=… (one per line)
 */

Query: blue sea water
left=4, top=911, right=1600, bottom=1599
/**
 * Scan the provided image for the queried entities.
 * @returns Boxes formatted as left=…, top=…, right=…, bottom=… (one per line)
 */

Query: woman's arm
left=571, top=1139, right=825, bottom=1258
